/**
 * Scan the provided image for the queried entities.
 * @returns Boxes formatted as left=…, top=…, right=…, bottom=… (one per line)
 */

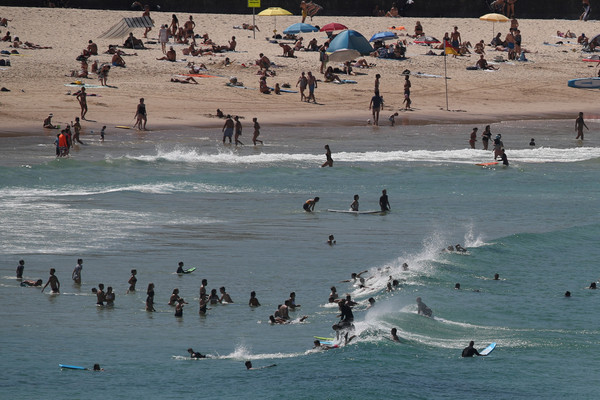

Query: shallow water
left=1, top=120, right=599, bottom=399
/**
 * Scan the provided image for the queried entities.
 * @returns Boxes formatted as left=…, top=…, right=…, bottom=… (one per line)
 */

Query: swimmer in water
left=455, top=283, right=461, bottom=290
left=93, top=364, right=104, bottom=371
left=494, top=273, right=500, bottom=280
left=327, top=234, right=336, bottom=245
left=367, top=297, right=376, bottom=309
left=219, top=286, right=234, bottom=303
left=21, top=279, right=43, bottom=287
left=249, top=291, right=261, bottom=307
left=176, top=261, right=186, bottom=274
left=455, top=244, right=467, bottom=253
left=329, top=286, right=338, bottom=303
left=589, top=282, right=597, bottom=289
left=41, top=268, right=60, bottom=293
left=391, top=328, right=401, bottom=342
left=416, top=297, right=432, bottom=317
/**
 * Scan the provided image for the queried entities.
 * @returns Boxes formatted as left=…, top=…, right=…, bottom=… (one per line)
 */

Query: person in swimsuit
left=72, top=118, right=84, bottom=145
left=76, top=87, right=88, bottom=120
left=127, top=269, right=137, bottom=292
left=370, top=91, right=383, bottom=126
left=416, top=297, right=432, bottom=317
left=72, top=259, right=83, bottom=285
left=403, top=75, right=412, bottom=110
left=493, top=134, right=504, bottom=159
left=169, top=288, right=182, bottom=305
left=450, top=26, right=461, bottom=56
left=105, top=287, right=115, bottom=306
left=252, top=117, right=263, bottom=145
left=146, top=283, right=155, bottom=311
left=209, top=289, right=220, bottom=305
left=481, top=125, right=492, bottom=150
left=175, top=298, right=184, bottom=317
left=469, top=128, right=477, bottom=149
left=249, top=291, right=261, bottom=307
left=134, top=98, right=147, bottom=130
left=297, top=72, right=308, bottom=101
left=379, top=189, right=391, bottom=211
left=222, top=115, right=234, bottom=144
left=307, top=71, right=317, bottom=103
left=41, top=268, right=60, bottom=293
left=462, top=341, right=484, bottom=357
left=16, top=259, right=25, bottom=279
left=350, top=194, right=359, bottom=211
left=219, top=286, right=234, bottom=303
left=303, top=197, right=319, bottom=212
left=391, top=328, right=401, bottom=342
left=575, top=112, right=589, bottom=139
left=321, top=145, right=333, bottom=167
left=327, top=235, right=336, bottom=245
left=21, top=279, right=43, bottom=287
left=234, top=116, right=243, bottom=146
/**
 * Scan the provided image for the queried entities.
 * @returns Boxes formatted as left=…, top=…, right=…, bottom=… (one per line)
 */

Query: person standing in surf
left=252, top=117, right=263, bottom=145
left=462, top=341, right=484, bottom=357
left=575, top=112, right=589, bottom=139
left=16, top=259, right=24, bottom=280
left=41, top=268, right=60, bottom=293
left=127, top=269, right=137, bottom=292
left=234, top=116, right=244, bottom=146
left=321, top=145, right=333, bottom=167
left=350, top=194, right=359, bottom=211
left=469, top=127, right=477, bottom=149
left=134, top=98, right=147, bottom=130
left=379, top=189, right=391, bottom=212
left=481, top=125, right=492, bottom=150
left=72, top=258, right=83, bottom=285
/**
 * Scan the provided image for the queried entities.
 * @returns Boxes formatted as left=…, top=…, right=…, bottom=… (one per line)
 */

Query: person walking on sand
left=252, top=117, right=263, bottom=145
left=575, top=112, right=589, bottom=139
left=76, top=87, right=88, bottom=120
left=469, top=127, right=477, bottom=149
left=307, top=71, right=317, bottom=103
left=403, top=75, right=412, bottom=110
left=134, top=98, right=147, bottom=130
left=297, top=72, right=307, bottom=102
left=370, top=91, right=383, bottom=126
left=234, top=116, right=244, bottom=146
left=142, top=5, right=152, bottom=38
left=321, top=144, right=333, bottom=167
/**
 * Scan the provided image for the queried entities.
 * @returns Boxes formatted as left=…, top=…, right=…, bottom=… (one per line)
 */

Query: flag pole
left=443, top=41, right=449, bottom=111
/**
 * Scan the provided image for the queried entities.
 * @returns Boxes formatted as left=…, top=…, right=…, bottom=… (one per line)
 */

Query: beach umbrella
left=479, top=13, right=509, bottom=36
left=319, top=23, right=348, bottom=32
left=369, top=31, right=398, bottom=42
left=327, top=30, right=373, bottom=55
left=414, top=36, right=440, bottom=45
left=283, top=22, right=318, bottom=35
left=258, top=7, right=293, bottom=33
left=327, top=48, right=361, bottom=63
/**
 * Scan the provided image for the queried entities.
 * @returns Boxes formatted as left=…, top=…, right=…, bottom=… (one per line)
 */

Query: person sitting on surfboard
left=350, top=194, right=359, bottom=211
left=462, top=341, right=484, bottom=357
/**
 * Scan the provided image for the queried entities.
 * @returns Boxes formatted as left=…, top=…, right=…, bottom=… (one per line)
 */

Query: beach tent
left=99, top=16, right=153, bottom=39
left=283, top=23, right=318, bottom=34
left=327, top=30, right=373, bottom=55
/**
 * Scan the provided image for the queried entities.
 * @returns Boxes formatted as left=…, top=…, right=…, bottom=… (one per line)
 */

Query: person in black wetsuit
left=462, top=341, right=483, bottom=357
left=187, top=348, right=206, bottom=358
left=176, top=262, right=185, bottom=274
left=379, top=189, right=391, bottom=212
left=500, top=149, right=509, bottom=166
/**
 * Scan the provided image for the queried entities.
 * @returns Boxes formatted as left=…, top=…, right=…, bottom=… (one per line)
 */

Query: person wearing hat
left=493, top=134, right=504, bottom=160
left=43, top=113, right=56, bottom=129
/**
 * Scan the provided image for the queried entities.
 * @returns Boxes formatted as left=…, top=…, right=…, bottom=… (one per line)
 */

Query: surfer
left=461, top=341, right=484, bottom=357
left=249, top=291, right=261, bottom=306
left=455, top=244, right=467, bottom=252
left=379, top=189, right=391, bottom=212
left=391, top=328, right=401, bottom=342
left=313, top=339, right=337, bottom=350
left=303, top=197, right=319, bottom=212
left=350, top=194, right=359, bottom=211
left=589, top=282, right=597, bottom=289
left=575, top=112, right=589, bottom=140
left=329, top=286, right=338, bottom=302
left=16, top=259, right=24, bottom=279
left=41, top=268, right=60, bottom=294
left=127, top=269, right=137, bottom=292
left=93, top=364, right=104, bottom=371
left=321, top=144, right=333, bottom=167
left=176, top=261, right=186, bottom=274
left=416, top=297, right=432, bottom=317
left=72, top=258, right=83, bottom=285
left=455, top=283, right=461, bottom=290
left=340, top=271, right=368, bottom=283
left=187, top=348, right=206, bottom=358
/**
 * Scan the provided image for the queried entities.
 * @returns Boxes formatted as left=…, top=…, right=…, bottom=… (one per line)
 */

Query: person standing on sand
left=575, top=112, right=589, bottom=139
left=142, top=5, right=152, bottom=38
left=469, top=127, right=477, bottom=149
left=134, top=98, right=147, bottom=130
left=222, top=115, right=234, bottom=144
left=307, top=71, right=317, bottom=103
left=158, top=24, right=168, bottom=54
left=297, top=72, right=307, bottom=101
left=76, top=87, right=88, bottom=120
left=321, top=144, right=333, bottom=167
left=252, top=117, right=263, bottom=145
left=234, top=116, right=244, bottom=146
left=374, top=73, right=381, bottom=94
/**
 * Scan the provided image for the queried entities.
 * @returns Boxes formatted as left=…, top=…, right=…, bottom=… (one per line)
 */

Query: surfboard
left=115, top=126, right=131, bottom=129
left=59, top=364, right=86, bottom=370
left=480, top=342, right=496, bottom=356
left=185, top=267, right=196, bottom=273
left=475, top=162, right=498, bottom=166
left=327, top=209, right=384, bottom=214
left=567, top=77, right=600, bottom=89
left=314, top=336, right=335, bottom=341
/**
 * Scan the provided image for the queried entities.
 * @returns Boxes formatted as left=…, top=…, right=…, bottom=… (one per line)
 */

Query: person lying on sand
left=157, top=46, right=177, bottom=61
left=171, top=76, right=198, bottom=84
left=188, top=61, right=207, bottom=73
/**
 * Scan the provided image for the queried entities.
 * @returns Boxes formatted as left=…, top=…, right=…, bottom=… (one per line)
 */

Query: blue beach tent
left=327, top=30, right=373, bottom=55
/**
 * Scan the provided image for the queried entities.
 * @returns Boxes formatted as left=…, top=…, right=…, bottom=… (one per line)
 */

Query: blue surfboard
left=59, top=364, right=86, bottom=370
left=480, top=342, right=496, bottom=356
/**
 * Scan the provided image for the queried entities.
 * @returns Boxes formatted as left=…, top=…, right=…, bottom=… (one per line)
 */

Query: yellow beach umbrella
left=258, top=7, right=293, bottom=33
left=479, top=13, right=509, bottom=37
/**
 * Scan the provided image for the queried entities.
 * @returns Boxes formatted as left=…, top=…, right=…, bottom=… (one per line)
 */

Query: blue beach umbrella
left=369, top=31, right=398, bottom=42
left=283, top=22, right=319, bottom=35
left=327, top=30, right=373, bottom=55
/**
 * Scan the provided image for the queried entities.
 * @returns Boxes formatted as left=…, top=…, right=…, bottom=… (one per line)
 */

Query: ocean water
left=1, top=120, right=599, bottom=399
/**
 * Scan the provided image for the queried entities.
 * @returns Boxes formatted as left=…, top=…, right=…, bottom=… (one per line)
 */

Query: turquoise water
left=1, top=121, right=599, bottom=399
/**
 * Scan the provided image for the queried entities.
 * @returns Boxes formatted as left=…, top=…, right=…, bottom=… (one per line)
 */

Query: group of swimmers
left=303, top=189, right=391, bottom=212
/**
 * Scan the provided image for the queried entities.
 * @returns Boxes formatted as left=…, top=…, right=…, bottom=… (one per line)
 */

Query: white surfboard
left=327, top=209, right=385, bottom=214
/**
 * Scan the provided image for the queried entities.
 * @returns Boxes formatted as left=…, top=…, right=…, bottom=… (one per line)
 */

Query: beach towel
left=99, top=16, right=154, bottom=39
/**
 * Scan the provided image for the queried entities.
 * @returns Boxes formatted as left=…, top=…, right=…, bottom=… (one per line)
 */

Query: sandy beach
left=0, top=6, right=599, bottom=134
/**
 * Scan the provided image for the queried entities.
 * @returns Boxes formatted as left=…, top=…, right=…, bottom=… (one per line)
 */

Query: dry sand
left=0, top=6, right=599, bottom=134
